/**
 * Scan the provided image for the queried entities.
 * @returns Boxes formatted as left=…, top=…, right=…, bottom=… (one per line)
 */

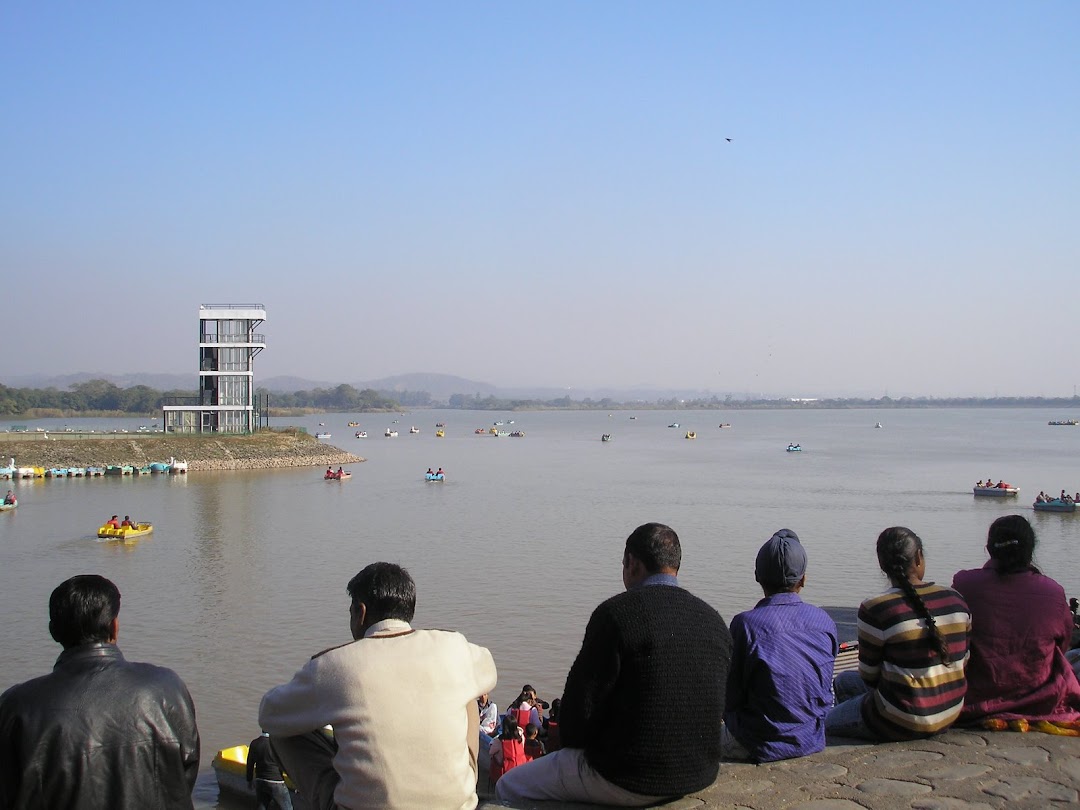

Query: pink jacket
left=952, top=562, right=1080, bottom=722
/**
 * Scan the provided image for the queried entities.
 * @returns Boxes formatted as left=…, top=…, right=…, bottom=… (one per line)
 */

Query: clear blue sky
left=4, top=2, right=1078, bottom=397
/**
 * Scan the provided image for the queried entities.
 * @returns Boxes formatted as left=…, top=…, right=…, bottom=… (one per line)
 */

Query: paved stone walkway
left=479, top=728, right=1080, bottom=809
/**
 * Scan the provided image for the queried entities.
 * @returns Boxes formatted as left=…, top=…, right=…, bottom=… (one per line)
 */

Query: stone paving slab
left=480, top=729, right=1080, bottom=810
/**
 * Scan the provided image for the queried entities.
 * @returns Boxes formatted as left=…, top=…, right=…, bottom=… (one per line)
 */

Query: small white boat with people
left=409, top=426, right=420, bottom=434
left=315, top=432, right=332, bottom=439
left=786, top=444, right=802, bottom=452
left=973, top=480, right=1018, bottom=497
left=385, top=428, right=398, bottom=438
left=168, top=457, right=188, bottom=474
left=355, top=431, right=368, bottom=438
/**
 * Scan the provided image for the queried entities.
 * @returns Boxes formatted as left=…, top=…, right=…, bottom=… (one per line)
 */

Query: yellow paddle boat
left=97, top=522, right=153, bottom=540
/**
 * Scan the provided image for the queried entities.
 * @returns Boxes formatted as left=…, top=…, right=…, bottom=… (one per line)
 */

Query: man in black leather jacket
left=0, top=574, right=200, bottom=809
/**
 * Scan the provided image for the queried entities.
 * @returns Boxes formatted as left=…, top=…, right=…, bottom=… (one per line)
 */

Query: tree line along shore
left=0, top=429, right=363, bottom=472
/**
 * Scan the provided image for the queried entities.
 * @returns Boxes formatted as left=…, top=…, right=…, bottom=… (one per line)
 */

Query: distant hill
left=360, top=373, right=498, bottom=400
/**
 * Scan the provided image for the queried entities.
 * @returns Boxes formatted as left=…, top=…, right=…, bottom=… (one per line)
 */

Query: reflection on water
left=1, top=408, right=1079, bottom=807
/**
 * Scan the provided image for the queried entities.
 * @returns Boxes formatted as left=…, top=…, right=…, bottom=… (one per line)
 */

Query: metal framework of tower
left=162, top=304, right=266, bottom=434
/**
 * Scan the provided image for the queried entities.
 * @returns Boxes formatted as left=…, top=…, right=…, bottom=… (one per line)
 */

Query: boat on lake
left=97, top=522, right=153, bottom=540
left=149, top=461, right=171, bottom=473
left=425, top=472, right=445, bottom=482
left=355, top=431, right=368, bottom=438
left=105, top=465, right=134, bottom=476
left=974, top=485, right=1019, bottom=497
left=0, top=499, right=16, bottom=512
left=1034, top=499, right=1076, bottom=513
left=168, top=457, right=188, bottom=474
left=347, top=422, right=359, bottom=427
left=324, top=470, right=352, bottom=481
left=787, top=444, right=802, bottom=452
left=602, top=434, right=613, bottom=442
left=315, top=432, right=332, bottom=439
left=685, top=431, right=697, bottom=440
left=435, top=429, right=445, bottom=438
left=668, top=423, right=680, bottom=428
left=409, top=426, right=420, bottom=434
left=385, top=429, right=398, bottom=438
left=1048, top=420, right=1079, bottom=426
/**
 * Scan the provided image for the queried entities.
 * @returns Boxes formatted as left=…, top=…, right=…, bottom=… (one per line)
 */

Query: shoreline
left=0, top=430, right=363, bottom=473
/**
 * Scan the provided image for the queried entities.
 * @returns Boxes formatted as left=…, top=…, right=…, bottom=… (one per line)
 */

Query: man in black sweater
left=496, top=522, right=732, bottom=805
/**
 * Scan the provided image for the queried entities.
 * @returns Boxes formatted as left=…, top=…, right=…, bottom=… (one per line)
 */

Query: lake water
left=1, top=407, right=1078, bottom=806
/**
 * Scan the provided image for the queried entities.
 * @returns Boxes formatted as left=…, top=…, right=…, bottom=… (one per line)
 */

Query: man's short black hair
left=49, top=574, right=121, bottom=648
left=347, top=562, right=416, bottom=623
left=624, top=522, right=682, bottom=573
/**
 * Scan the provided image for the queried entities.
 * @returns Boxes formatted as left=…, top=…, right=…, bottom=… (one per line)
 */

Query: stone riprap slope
left=0, top=431, right=363, bottom=472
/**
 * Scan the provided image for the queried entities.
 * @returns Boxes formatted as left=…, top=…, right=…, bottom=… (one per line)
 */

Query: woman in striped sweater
left=826, top=527, right=971, bottom=741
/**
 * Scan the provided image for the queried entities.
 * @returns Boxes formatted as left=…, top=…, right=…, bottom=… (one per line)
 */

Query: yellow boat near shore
left=97, top=522, right=153, bottom=539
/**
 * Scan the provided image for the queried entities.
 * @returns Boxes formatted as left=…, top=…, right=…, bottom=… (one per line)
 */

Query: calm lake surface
left=2, top=407, right=1078, bottom=806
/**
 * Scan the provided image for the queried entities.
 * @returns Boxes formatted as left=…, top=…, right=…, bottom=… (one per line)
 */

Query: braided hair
left=876, top=526, right=951, bottom=663
left=987, top=514, right=1038, bottom=575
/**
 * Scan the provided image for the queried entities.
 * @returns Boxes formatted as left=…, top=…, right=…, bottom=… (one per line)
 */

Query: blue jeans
left=825, top=671, right=875, bottom=740
left=254, top=778, right=294, bottom=810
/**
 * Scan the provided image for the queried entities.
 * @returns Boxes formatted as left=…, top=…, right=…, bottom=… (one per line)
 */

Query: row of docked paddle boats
left=0, top=457, right=188, bottom=479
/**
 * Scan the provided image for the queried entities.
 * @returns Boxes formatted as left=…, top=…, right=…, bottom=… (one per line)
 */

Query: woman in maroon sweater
left=952, top=514, right=1080, bottom=723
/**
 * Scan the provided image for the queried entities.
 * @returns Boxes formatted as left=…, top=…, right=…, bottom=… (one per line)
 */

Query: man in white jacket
left=259, top=562, right=497, bottom=810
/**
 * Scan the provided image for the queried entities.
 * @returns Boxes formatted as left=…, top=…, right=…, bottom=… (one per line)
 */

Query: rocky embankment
left=0, top=430, right=363, bottom=472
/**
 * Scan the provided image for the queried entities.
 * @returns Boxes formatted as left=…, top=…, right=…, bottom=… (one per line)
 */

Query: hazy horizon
left=5, top=4, right=1078, bottom=398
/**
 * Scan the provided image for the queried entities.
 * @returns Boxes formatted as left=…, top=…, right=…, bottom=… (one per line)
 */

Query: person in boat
left=489, top=714, right=527, bottom=785
left=246, top=730, right=293, bottom=810
left=952, top=515, right=1080, bottom=724
left=976, top=480, right=985, bottom=488
left=105, top=515, right=121, bottom=529
left=495, top=522, right=732, bottom=806
left=478, top=692, right=499, bottom=754
left=0, top=574, right=200, bottom=808
left=507, top=685, right=544, bottom=733
left=3, top=490, right=14, bottom=505
left=523, top=722, right=546, bottom=761
left=258, top=562, right=496, bottom=810
left=723, top=529, right=838, bottom=763
left=435, top=467, right=444, bottom=477
left=996, top=480, right=1007, bottom=488
left=826, top=527, right=970, bottom=741
left=121, top=516, right=136, bottom=528
left=426, top=468, right=434, bottom=476
left=1036, top=492, right=1047, bottom=503
left=336, top=467, right=344, bottom=478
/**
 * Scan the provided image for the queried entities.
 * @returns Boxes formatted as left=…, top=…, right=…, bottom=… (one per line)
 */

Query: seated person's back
left=724, top=529, right=838, bottom=762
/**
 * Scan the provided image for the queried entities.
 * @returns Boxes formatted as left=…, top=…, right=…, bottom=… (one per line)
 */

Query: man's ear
left=109, top=617, right=119, bottom=643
